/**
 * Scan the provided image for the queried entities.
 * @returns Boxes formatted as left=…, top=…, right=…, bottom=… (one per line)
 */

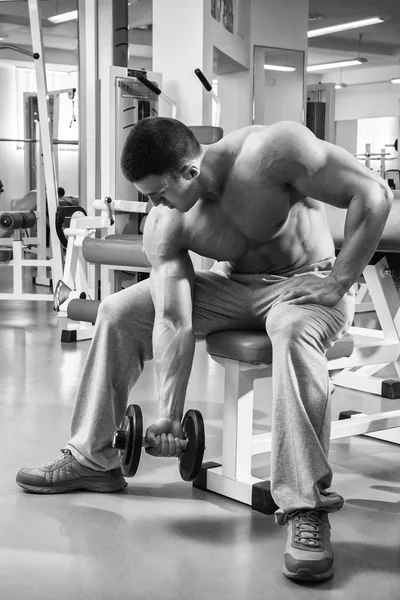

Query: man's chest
left=184, top=179, right=294, bottom=260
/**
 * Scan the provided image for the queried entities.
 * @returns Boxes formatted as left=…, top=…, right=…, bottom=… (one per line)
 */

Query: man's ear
left=181, top=163, right=200, bottom=181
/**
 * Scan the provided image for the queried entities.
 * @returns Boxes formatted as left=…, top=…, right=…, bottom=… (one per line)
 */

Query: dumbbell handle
left=113, top=430, right=188, bottom=451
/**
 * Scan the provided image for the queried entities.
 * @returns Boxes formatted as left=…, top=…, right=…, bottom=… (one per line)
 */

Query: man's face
left=135, top=172, right=199, bottom=213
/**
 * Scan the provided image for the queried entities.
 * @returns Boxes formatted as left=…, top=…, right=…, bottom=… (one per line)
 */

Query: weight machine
left=354, top=142, right=398, bottom=179
left=0, top=0, right=64, bottom=301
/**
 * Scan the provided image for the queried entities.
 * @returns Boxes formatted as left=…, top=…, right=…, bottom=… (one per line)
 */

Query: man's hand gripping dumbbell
left=112, top=404, right=205, bottom=482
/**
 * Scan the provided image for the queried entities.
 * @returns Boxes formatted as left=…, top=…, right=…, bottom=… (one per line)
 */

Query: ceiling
left=0, top=0, right=399, bottom=71
left=308, top=0, right=400, bottom=69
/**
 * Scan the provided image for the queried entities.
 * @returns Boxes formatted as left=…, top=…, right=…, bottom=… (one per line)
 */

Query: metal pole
left=35, top=120, right=49, bottom=285
left=0, top=138, right=78, bottom=144
left=78, top=0, right=98, bottom=216
left=27, top=0, right=63, bottom=288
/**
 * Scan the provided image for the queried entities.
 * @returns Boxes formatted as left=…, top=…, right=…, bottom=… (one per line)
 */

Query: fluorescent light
left=307, top=58, right=367, bottom=72
left=390, top=78, right=400, bottom=84
left=48, top=10, right=78, bottom=24
left=264, top=64, right=296, bottom=72
left=335, top=83, right=348, bottom=89
left=308, top=17, right=384, bottom=38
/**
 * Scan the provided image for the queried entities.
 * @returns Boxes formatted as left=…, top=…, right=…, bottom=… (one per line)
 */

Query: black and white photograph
left=0, top=1, right=399, bottom=599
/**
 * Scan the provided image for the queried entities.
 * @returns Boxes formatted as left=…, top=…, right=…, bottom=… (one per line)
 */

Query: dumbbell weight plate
left=179, top=409, right=205, bottom=482
left=119, top=404, right=143, bottom=478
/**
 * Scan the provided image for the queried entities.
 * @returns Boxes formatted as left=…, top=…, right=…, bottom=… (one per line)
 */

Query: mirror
left=253, top=45, right=305, bottom=126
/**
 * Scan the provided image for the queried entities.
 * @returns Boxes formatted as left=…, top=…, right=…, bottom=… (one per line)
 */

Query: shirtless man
left=16, top=118, right=392, bottom=582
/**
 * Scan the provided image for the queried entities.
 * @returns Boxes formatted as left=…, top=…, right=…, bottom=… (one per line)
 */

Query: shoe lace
left=44, top=449, right=72, bottom=468
left=294, top=510, right=325, bottom=548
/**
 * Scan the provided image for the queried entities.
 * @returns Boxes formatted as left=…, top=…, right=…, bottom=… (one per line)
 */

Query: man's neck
left=199, top=145, right=233, bottom=198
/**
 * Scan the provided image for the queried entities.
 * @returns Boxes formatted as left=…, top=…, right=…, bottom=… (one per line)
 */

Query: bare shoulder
left=219, top=122, right=323, bottom=173
left=143, top=206, right=187, bottom=266
left=248, top=121, right=323, bottom=159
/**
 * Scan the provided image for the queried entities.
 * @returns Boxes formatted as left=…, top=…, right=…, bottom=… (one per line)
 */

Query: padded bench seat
left=0, top=248, right=13, bottom=262
left=82, top=234, right=150, bottom=268
left=206, top=330, right=354, bottom=365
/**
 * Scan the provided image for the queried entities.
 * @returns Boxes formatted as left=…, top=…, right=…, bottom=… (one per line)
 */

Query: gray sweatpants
left=67, top=258, right=355, bottom=525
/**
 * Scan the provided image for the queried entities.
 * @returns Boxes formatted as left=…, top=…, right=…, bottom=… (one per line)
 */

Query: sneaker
left=16, top=449, right=127, bottom=494
left=283, top=510, right=334, bottom=582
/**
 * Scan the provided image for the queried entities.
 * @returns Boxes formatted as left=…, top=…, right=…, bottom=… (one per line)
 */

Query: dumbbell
left=112, top=404, right=205, bottom=481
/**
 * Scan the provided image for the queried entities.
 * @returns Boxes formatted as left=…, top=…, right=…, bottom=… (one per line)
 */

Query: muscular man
left=16, top=118, right=392, bottom=582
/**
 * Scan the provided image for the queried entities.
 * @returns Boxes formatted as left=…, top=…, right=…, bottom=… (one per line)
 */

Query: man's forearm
left=153, top=319, right=195, bottom=421
left=329, top=188, right=393, bottom=294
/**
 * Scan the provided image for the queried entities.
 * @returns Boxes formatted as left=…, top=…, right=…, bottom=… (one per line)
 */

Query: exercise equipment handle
left=0, top=44, right=34, bottom=58
left=194, top=68, right=221, bottom=128
left=194, top=69, right=212, bottom=92
left=136, top=73, right=161, bottom=96
left=135, top=73, right=177, bottom=119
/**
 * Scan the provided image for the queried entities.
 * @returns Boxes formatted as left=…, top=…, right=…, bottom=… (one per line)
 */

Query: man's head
left=120, top=117, right=203, bottom=212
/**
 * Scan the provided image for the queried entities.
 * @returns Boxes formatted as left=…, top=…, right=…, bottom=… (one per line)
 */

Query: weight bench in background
left=193, top=193, right=400, bottom=513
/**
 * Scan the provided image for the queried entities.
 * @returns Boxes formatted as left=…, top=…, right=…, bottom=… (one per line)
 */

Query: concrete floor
left=1, top=275, right=400, bottom=599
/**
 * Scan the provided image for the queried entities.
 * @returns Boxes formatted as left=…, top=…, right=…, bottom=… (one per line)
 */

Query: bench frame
left=330, top=256, right=400, bottom=400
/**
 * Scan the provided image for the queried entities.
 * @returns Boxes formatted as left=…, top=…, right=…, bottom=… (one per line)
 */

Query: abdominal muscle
left=186, top=200, right=336, bottom=276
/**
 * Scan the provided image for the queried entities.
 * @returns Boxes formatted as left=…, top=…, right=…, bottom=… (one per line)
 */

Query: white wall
left=251, top=0, right=308, bottom=51
left=128, top=56, right=152, bottom=72
left=217, top=70, right=251, bottom=132
left=153, top=0, right=205, bottom=125
left=263, top=69, right=305, bottom=125
left=208, top=0, right=252, bottom=133
left=335, top=83, right=400, bottom=121
left=204, top=0, right=250, bottom=71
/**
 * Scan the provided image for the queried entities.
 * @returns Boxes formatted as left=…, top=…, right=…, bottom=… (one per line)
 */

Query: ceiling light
left=390, top=78, right=400, bottom=84
left=307, top=58, right=367, bottom=72
left=308, top=16, right=384, bottom=38
left=264, top=64, right=296, bottom=72
left=335, top=83, right=348, bottom=89
left=48, top=10, right=78, bottom=24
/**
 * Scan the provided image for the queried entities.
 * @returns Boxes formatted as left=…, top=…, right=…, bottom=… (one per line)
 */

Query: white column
left=152, top=0, right=205, bottom=124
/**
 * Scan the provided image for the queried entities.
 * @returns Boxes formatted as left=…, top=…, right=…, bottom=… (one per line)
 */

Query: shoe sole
left=16, top=479, right=128, bottom=494
left=283, top=564, right=334, bottom=582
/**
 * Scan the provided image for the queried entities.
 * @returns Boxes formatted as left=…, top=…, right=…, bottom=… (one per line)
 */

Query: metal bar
left=0, top=138, right=78, bottom=145
left=35, top=121, right=47, bottom=280
left=28, top=0, right=64, bottom=288
left=0, top=294, right=53, bottom=301
left=330, top=410, right=400, bottom=440
left=78, top=0, right=98, bottom=217
left=0, top=44, right=34, bottom=57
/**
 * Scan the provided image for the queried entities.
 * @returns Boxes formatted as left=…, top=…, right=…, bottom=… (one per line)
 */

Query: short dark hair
left=120, top=117, right=202, bottom=182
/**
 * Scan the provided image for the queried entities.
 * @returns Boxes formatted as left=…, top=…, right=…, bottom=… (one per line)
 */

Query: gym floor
left=1, top=272, right=400, bottom=600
